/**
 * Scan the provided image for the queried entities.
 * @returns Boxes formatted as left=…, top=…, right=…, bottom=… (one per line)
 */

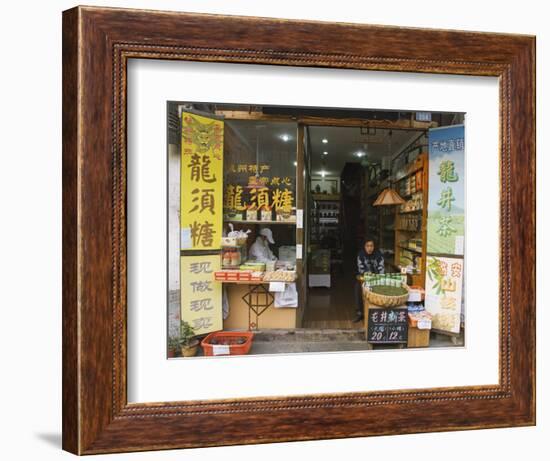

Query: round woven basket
left=363, top=283, right=409, bottom=308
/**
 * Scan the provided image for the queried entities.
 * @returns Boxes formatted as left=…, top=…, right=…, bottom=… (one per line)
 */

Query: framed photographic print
left=62, top=6, right=535, bottom=455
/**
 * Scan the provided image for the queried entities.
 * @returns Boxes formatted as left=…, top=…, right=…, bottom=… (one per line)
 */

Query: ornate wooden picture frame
left=62, top=6, right=535, bottom=455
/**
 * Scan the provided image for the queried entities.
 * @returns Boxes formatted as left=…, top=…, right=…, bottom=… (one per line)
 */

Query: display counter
left=223, top=283, right=298, bottom=330
left=214, top=268, right=300, bottom=330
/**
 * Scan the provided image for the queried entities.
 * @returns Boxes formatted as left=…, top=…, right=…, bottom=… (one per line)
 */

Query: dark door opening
left=302, top=125, right=424, bottom=329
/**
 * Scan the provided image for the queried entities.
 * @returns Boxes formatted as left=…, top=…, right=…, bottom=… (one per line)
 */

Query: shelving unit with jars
left=309, top=194, right=341, bottom=246
left=309, top=194, right=343, bottom=286
left=393, top=152, right=428, bottom=287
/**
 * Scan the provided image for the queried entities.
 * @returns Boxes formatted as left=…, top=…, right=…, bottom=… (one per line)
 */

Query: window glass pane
left=223, top=120, right=297, bottom=259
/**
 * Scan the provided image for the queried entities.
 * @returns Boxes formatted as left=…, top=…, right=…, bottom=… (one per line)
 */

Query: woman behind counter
left=353, top=238, right=385, bottom=323
left=249, top=228, right=277, bottom=263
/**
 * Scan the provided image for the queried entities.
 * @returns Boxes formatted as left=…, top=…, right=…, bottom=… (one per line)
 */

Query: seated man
left=353, top=238, right=385, bottom=323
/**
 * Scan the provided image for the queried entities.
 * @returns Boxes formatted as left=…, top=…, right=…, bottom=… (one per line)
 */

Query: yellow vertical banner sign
left=180, top=254, right=222, bottom=335
left=180, top=112, right=224, bottom=250
left=180, top=112, right=224, bottom=334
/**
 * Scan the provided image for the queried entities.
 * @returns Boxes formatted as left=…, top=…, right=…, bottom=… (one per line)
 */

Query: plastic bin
left=201, top=331, right=254, bottom=356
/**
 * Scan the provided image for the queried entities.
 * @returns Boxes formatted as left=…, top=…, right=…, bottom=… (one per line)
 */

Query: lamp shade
left=373, top=187, right=406, bottom=206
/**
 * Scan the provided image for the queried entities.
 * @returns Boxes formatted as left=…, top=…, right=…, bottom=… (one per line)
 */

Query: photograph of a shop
left=167, top=102, right=465, bottom=357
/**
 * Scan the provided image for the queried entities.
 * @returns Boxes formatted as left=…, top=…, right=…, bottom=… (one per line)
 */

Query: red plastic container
left=201, top=331, right=254, bottom=356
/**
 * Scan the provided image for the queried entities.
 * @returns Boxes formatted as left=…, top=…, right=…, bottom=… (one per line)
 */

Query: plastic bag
left=274, top=283, right=298, bottom=308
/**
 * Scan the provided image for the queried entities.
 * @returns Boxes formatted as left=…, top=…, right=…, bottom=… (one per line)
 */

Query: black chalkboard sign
left=367, top=307, right=408, bottom=344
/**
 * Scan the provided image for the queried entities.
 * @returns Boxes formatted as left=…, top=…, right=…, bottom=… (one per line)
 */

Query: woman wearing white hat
left=249, top=228, right=277, bottom=263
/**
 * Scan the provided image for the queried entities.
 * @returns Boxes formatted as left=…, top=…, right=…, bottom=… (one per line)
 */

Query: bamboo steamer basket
left=363, top=283, right=410, bottom=308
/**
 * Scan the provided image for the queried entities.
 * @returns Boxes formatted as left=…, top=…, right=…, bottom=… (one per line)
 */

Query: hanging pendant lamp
left=373, top=129, right=405, bottom=206
left=373, top=187, right=405, bottom=206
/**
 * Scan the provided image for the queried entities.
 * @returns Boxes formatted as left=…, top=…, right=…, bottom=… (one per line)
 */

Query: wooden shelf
left=396, top=191, right=422, bottom=200
left=394, top=151, right=428, bottom=287
left=394, top=165, right=423, bottom=182
left=312, top=193, right=340, bottom=201
left=398, top=208, right=423, bottom=214
left=398, top=245, right=422, bottom=254
left=393, top=153, right=427, bottom=182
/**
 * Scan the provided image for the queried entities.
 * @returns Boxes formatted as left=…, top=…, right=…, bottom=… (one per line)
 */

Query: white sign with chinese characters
left=180, top=254, right=222, bottom=335
left=424, top=256, right=464, bottom=334
left=427, top=125, right=465, bottom=256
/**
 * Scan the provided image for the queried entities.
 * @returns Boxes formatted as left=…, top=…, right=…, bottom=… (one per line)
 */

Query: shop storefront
left=167, top=103, right=465, bottom=357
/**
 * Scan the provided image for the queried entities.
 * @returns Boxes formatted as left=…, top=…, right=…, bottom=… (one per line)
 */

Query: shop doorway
left=301, top=125, right=425, bottom=329
left=166, top=100, right=467, bottom=355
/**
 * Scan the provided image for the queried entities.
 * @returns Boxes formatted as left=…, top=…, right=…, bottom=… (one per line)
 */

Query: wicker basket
left=363, top=283, right=409, bottom=308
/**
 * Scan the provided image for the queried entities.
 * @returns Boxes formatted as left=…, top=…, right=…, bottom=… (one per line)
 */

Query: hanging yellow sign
left=180, top=254, right=222, bottom=336
left=180, top=112, right=224, bottom=250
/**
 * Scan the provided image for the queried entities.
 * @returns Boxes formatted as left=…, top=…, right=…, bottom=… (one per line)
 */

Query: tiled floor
left=302, top=271, right=363, bottom=329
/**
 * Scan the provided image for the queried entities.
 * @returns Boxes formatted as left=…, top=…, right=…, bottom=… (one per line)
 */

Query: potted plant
left=179, top=321, right=199, bottom=357
left=167, top=336, right=180, bottom=358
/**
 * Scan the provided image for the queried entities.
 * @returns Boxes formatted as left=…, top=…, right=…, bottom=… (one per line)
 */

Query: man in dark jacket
left=353, top=238, right=385, bottom=323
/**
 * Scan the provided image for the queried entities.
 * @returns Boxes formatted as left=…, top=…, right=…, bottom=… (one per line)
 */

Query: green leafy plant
left=167, top=336, right=180, bottom=351
left=179, top=320, right=197, bottom=347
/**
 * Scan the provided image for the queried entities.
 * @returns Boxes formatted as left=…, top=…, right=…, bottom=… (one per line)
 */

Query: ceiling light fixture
left=322, top=138, right=328, bottom=144
left=355, top=151, right=366, bottom=158
left=280, top=134, right=290, bottom=142
left=322, top=151, right=328, bottom=155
